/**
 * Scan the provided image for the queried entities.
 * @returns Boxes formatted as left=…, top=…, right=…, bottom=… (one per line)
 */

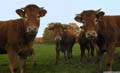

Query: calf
left=78, top=26, right=94, bottom=61
left=49, top=23, right=76, bottom=64
left=0, top=4, right=47, bottom=73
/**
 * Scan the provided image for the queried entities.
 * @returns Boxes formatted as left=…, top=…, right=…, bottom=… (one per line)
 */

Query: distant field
left=0, top=43, right=120, bottom=73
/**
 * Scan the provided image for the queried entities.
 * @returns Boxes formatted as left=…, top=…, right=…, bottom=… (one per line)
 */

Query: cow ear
left=80, top=26, right=84, bottom=31
left=97, top=11, right=105, bottom=19
left=74, top=14, right=82, bottom=23
left=80, top=26, right=84, bottom=29
left=16, top=8, right=25, bottom=18
left=39, top=7, right=47, bottom=17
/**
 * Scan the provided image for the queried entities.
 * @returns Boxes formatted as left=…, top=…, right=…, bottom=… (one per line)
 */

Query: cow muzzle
left=54, top=36, right=62, bottom=41
left=86, top=31, right=97, bottom=39
left=27, top=25, right=38, bottom=34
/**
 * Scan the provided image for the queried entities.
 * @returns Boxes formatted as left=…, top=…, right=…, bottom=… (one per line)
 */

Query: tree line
left=42, top=22, right=81, bottom=43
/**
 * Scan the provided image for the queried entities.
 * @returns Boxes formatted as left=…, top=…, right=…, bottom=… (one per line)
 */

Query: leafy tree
left=43, top=23, right=54, bottom=43
left=68, top=22, right=80, bottom=37
left=43, top=28, right=54, bottom=43
left=43, top=22, right=62, bottom=43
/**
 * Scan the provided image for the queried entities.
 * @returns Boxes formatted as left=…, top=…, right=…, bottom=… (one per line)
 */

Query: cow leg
left=96, top=44, right=104, bottom=63
left=89, top=44, right=94, bottom=62
left=67, top=51, right=70, bottom=60
left=66, top=49, right=71, bottom=63
left=86, top=47, right=90, bottom=58
left=96, top=49, right=104, bottom=73
left=106, top=52, right=114, bottom=71
left=67, top=45, right=72, bottom=61
left=7, top=47, right=18, bottom=73
left=80, top=46, right=85, bottom=61
left=56, top=50, right=60, bottom=64
left=69, top=48, right=72, bottom=59
left=64, top=51, right=67, bottom=62
left=70, top=49, right=72, bottom=58
left=106, top=43, right=115, bottom=71
left=90, top=44, right=94, bottom=57
left=70, top=44, right=74, bottom=58
left=86, top=46, right=90, bottom=62
left=67, top=48, right=71, bottom=59
left=19, top=58, right=26, bottom=73
left=31, top=50, right=36, bottom=66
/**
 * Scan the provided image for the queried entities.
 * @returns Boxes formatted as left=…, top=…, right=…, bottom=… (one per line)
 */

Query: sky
left=0, top=0, right=120, bottom=37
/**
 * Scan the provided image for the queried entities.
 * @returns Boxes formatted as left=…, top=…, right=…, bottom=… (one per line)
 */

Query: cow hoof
left=96, top=70, right=103, bottom=73
left=55, top=63, right=58, bottom=65
left=55, top=62, right=58, bottom=65
left=68, top=60, right=72, bottom=64
left=33, top=63, right=37, bottom=67
left=95, top=60, right=100, bottom=64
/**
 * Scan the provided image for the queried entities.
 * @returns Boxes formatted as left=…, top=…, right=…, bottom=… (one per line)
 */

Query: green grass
left=0, top=43, right=120, bottom=73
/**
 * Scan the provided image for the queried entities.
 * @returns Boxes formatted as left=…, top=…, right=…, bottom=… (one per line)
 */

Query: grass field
left=0, top=43, right=120, bottom=73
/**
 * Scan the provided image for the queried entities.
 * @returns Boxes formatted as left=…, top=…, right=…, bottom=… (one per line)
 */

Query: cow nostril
left=33, top=28, right=36, bottom=30
left=29, top=28, right=31, bottom=31
left=92, top=31, right=97, bottom=37
left=86, top=32, right=91, bottom=38
left=33, top=27, right=38, bottom=31
left=27, top=27, right=32, bottom=32
left=92, top=31, right=95, bottom=35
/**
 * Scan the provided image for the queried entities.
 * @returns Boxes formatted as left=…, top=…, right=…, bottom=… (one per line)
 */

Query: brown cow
left=78, top=26, right=95, bottom=61
left=49, top=23, right=76, bottom=64
left=0, top=4, right=47, bottom=73
left=74, top=9, right=120, bottom=72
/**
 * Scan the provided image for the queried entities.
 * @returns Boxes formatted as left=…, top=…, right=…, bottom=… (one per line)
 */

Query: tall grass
left=0, top=43, right=120, bottom=73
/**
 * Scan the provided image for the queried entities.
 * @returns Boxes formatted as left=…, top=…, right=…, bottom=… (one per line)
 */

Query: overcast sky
left=0, top=0, right=120, bottom=37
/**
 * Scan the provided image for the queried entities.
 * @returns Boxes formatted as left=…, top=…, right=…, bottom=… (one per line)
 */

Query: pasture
left=0, top=43, right=120, bottom=73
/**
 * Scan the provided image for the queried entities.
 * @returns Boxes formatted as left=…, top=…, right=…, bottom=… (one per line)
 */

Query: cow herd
left=0, top=4, right=120, bottom=73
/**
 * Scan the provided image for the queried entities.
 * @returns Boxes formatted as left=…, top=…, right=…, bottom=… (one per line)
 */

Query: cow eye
left=82, top=20, right=86, bottom=24
left=94, top=18, right=98, bottom=22
left=94, top=18, right=98, bottom=25
left=25, top=14, right=28, bottom=18
left=37, top=14, right=40, bottom=18
left=37, top=14, right=40, bottom=20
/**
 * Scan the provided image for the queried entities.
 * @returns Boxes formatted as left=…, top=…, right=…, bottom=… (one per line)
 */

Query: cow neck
left=14, top=19, right=35, bottom=45
left=24, top=34, right=36, bottom=44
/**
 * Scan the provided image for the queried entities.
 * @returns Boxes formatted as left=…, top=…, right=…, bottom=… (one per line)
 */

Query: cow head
left=16, top=4, right=47, bottom=35
left=49, top=23, right=66, bottom=42
left=74, top=9, right=105, bottom=39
